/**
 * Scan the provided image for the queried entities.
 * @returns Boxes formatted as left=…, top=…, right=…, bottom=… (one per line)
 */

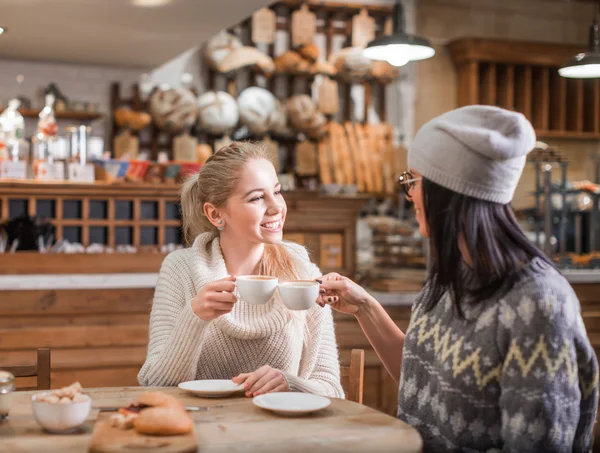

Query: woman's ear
left=203, top=202, right=223, bottom=228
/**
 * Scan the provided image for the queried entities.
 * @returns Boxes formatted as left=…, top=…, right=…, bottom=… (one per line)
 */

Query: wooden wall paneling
left=496, top=64, right=515, bottom=110
left=532, top=66, right=550, bottom=131
left=457, top=62, right=479, bottom=106
left=566, top=78, right=584, bottom=132
left=0, top=314, right=150, bottom=329
left=479, top=63, right=497, bottom=106
left=550, top=69, right=567, bottom=132
left=583, top=79, right=600, bottom=134
left=514, top=65, right=532, bottom=120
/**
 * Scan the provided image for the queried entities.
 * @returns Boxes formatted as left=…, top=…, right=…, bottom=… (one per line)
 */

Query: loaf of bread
left=149, top=88, right=198, bottom=132
left=134, top=408, right=194, bottom=436
left=238, top=87, right=277, bottom=135
left=204, top=31, right=243, bottom=70
left=197, top=91, right=239, bottom=135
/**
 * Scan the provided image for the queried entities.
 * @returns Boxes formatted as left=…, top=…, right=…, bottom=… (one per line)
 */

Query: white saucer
left=178, top=380, right=244, bottom=398
left=252, top=392, right=331, bottom=416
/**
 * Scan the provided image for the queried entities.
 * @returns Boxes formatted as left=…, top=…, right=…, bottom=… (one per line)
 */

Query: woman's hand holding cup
left=191, top=275, right=238, bottom=321
left=316, top=273, right=374, bottom=315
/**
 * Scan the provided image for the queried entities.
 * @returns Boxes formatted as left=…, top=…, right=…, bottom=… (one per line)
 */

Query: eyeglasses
left=397, top=171, right=422, bottom=196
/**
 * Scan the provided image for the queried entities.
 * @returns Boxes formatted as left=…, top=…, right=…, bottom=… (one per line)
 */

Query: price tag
left=252, top=8, right=276, bottom=44
left=291, top=4, right=316, bottom=47
left=295, top=140, right=318, bottom=176
left=35, top=161, right=65, bottom=181
left=352, top=8, right=375, bottom=48
left=318, top=77, right=340, bottom=115
left=0, top=161, right=27, bottom=179
left=68, top=163, right=95, bottom=182
left=173, top=132, right=198, bottom=162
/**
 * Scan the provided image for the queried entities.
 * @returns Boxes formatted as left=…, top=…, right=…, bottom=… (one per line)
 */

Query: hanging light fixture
left=363, top=0, right=435, bottom=67
left=559, top=5, right=600, bottom=79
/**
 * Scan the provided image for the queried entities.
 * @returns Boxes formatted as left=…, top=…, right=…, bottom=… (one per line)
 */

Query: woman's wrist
left=356, top=293, right=379, bottom=319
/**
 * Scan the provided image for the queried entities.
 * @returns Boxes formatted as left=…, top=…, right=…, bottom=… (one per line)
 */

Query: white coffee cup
left=236, top=275, right=279, bottom=305
left=278, top=280, right=320, bottom=311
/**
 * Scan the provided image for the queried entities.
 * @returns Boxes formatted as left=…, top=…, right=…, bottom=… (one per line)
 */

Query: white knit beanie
left=408, top=105, right=536, bottom=204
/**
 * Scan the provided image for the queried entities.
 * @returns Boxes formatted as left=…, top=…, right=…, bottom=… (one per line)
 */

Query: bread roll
left=330, top=47, right=372, bottom=82
left=204, top=31, right=243, bottom=70
left=311, top=61, right=337, bottom=76
left=274, top=51, right=304, bottom=73
left=238, top=87, right=277, bottom=135
left=135, top=392, right=186, bottom=412
left=269, top=100, right=294, bottom=137
left=197, top=91, right=239, bottom=135
left=298, top=44, right=320, bottom=62
left=134, top=407, right=193, bottom=436
left=287, top=95, right=316, bottom=131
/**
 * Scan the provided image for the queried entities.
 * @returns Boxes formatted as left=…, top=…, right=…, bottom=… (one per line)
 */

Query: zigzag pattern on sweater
left=412, top=314, right=501, bottom=390
left=412, top=313, right=588, bottom=391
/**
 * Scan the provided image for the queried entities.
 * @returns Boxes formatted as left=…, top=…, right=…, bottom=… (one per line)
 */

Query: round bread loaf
left=238, top=87, right=277, bottom=135
left=133, top=407, right=193, bottom=436
left=204, top=31, right=243, bottom=70
left=287, top=95, right=316, bottom=131
left=197, top=91, right=239, bottom=135
left=269, top=100, right=294, bottom=137
left=149, top=88, right=198, bottom=133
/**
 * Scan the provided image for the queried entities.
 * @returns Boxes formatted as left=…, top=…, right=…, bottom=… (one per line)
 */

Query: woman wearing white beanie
left=317, top=105, right=598, bottom=452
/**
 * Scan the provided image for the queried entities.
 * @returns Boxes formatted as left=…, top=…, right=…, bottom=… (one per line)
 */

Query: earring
left=217, top=220, right=225, bottom=231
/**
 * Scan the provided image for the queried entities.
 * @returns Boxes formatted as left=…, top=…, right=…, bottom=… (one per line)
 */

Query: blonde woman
left=138, top=142, right=343, bottom=398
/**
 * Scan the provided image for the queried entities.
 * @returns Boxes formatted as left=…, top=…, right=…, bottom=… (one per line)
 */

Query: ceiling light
left=363, top=0, right=434, bottom=66
left=130, top=0, right=172, bottom=7
left=0, top=27, right=6, bottom=35
left=559, top=8, right=600, bottom=79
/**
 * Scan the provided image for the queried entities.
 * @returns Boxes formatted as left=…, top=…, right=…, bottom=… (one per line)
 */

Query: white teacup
left=236, top=275, right=279, bottom=305
left=278, top=280, right=320, bottom=311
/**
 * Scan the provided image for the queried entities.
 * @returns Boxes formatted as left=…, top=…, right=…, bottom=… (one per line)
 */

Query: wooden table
left=1, top=386, right=423, bottom=453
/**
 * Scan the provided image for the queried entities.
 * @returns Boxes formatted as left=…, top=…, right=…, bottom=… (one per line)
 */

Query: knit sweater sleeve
left=137, top=253, right=208, bottom=387
left=280, top=242, right=344, bottom=398
left=495, top=279, right=599, bottom=453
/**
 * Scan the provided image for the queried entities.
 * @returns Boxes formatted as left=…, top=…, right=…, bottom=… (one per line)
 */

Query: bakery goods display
left=149, top=88, right=198, bottom=133
left=287, top=95, right=327, bottom=139
left=217, top=46, right=275, bottom=75
left=197, top=91, right=239, bottom=135
left=204, top=31, right=243, bottom=70
left=238, top=87, right=277, bottom=135
left=330, top=47, right=373, bottom=82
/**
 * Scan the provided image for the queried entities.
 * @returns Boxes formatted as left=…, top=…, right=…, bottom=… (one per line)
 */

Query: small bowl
left=31, top=393, right=91, bottom=433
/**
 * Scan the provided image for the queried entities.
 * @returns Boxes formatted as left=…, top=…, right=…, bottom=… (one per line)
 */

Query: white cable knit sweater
left=138, top=232, right=344, bottom=397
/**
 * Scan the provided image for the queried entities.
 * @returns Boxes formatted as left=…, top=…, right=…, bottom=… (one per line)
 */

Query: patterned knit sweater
left=138, top=232, right=343, bottom=397
left=398, top=258, right=599, bottom=452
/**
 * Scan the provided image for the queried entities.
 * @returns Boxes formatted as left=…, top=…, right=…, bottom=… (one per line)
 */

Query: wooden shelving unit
left=448, top=38, right=600, bottom=140
left=0, top=109, right=103, bottom=121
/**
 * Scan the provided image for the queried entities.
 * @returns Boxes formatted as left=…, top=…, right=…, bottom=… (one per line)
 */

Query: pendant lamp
left=559, top=6, right=600, bottom=79
left=363, top=0, right=435, bottom=67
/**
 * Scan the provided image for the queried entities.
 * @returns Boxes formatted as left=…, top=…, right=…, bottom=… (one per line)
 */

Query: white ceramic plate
left=252, top=392, right=331, bottom=416
left=178, top=380, right=244, bottom=398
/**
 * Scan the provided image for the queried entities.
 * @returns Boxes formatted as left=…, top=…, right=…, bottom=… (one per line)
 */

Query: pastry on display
left=297, top=43, right=320, bottom=62
left=149, top=88, right=198, bottom=133
left=330, top=47, right=373, bottom=82
left=287, top=95, right=327, bottom=139
left=109, top=391, right=193, bottom=436
left=311, top=60, right=337, bottom=76
left=238, top=87, right=277, bottom=135
left=269, top=100, right=295, bottom=137
left=204, top=31, right=243, bottom=70
left=197, top=91, right=239, bottom=135
left=371, top=61, right=400, bottom=83
left=274, top=50, right=310, bottom=73
left=217, top=46, right=275, bottom=75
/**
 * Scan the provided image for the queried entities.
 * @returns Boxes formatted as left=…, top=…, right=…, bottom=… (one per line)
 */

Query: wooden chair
left=3, top=348, right=51, bottom=391
left=340, top=349, right=365, bottom=404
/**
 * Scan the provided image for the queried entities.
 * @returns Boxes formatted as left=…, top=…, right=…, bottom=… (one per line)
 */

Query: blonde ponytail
left=180, top=141, right=302, bottom=281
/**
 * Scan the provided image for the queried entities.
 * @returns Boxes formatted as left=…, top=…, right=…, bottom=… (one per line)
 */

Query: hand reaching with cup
left=191, top=275, right=237, bottom=321
left=317, top=273, right=374, bottom=315
left=232, top=365, right=289, bottom=397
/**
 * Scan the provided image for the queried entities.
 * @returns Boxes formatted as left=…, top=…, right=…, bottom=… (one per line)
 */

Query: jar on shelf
left=0, top=370, right=15, bottom=420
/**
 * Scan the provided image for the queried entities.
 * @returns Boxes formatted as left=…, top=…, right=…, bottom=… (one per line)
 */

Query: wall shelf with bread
left=108, top=1, right=404, bottom=198
left=447, top=38, right=600, bottom=141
